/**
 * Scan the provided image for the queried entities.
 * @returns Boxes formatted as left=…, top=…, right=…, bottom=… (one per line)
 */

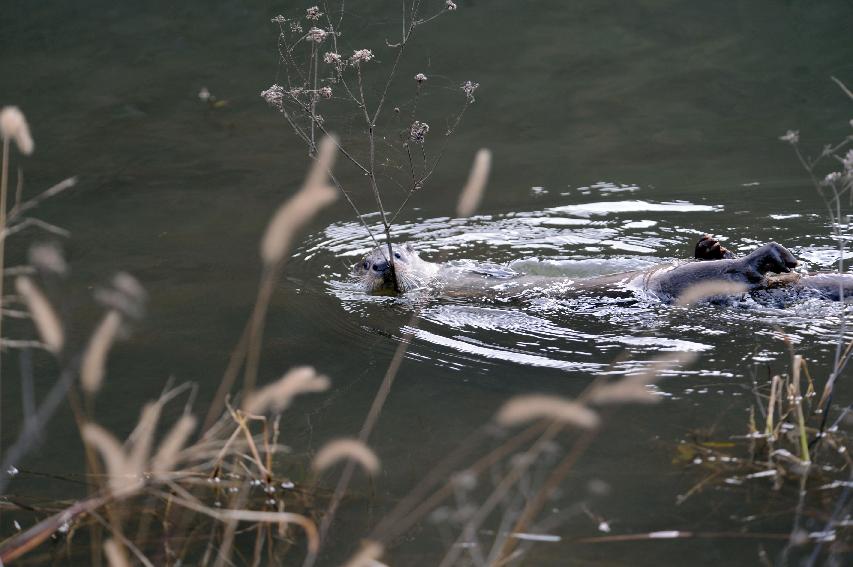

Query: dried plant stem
left=791, top=356, right=810, bottom=463
left=0, top=137, right=8, bottom=455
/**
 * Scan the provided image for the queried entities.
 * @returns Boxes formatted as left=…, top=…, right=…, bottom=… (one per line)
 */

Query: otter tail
left=798, top=274, right=853, bottom=301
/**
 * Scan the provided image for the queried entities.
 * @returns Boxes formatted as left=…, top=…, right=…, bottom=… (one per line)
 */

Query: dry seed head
left=456, top=148, right=492, bottom=217
left=242, top=366, right=330, bottom=414
left=312, top=438, right=380, bottom=475
left=81, top=423, right=134, bottom=492
left=103, top=539, right=131, bottom=567
left=15, top=276, right=63, bottom=354
left=127, top=402, right=162, bottom=475
left=496, top=395, right=600, bottom=429
left=261, top=135, right=338, bottom=266
left=28, top=243, right=67, bottom=276
left=0, top=106, right=34, bottom=155
left=675, top=280, right=748, bottom=306
left=151, top=414, right=197, bottom=474
left=588, top=352, right=698, bottom=405
left=81, top=310, right=123, bottom=394
left=342, top=540, right=385, bottom=567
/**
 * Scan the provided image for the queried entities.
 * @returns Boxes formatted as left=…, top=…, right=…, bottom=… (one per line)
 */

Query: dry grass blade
left=456, top=148, right=491, bottom=218
left=312, top=438, right=380, bottom=476
left=496, top=395, right=600, bottom=429
left=676, top=280, right=748, bottom=306
left=151, top=415, right=197, bottom=474
left=0, top=106, right=34, bottom=155
left=588, top=351, right=698, bottom=405
left=103, top=539, right=131, bottom=567
left=127, top=402, right=162, bottom=475
left=242, top=366, right=330, bottom=414
left=15, top=276, right=63, bottom=353
left=261, top=135, right=339, bottom=267
left=81, top=423, right=132, bottom=492
left=81, top=310, right=123, bottom=394
left=342, top=540, right=385, bottom=567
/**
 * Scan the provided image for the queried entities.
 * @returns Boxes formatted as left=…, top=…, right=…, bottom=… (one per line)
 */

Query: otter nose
left=372, top=259, right=389, bottom=274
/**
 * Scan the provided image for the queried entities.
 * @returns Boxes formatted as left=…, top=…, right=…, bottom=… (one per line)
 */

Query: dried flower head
left=409, top=120, right=430, bottom=144
left=306, top=6, right=323, bottom=20
left=290, top=21, right=303, bottom=33
left=342, top=540, right=385, bottom=567
left=446, top=0, right=458, bottom=10
left=323, top=51, right=342, bottom=65
left=307, top=27, right=328, bottom=43
left=823, top=171, right=842, bottom=186
left=461, top=80, right=479, bottom=102
left=0, top=106, right=34, bottom=155
left=243, top=366, right=330, bottom=414
left=16, top=276, right=63, bottom=354
left=81, top=310, right=123, bottom=394
left=779, top=130, right=799, bottom=144
left=312, top=438, right=380, bottom=475
left=351, top=49, right=374, bottom=64
left=29, top=242, right=67, bottom=275
left=261, top=84, right=285, bottom=111
left=318, top=86, right=333, bottom=99
left=496, top=395, right=600, bottom=429
left=842, top=149, right=853, bottom=172
left=414, top=73, right=428, bottom=83
left=270, top=15, right=287, bottom=24
left=457, top=148, right=492, bottom=217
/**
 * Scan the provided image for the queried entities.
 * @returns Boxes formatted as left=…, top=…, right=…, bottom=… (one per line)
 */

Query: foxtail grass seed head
left=81, top=423, right=133, bottom=492
left=127, top=402, right=162, bottom=475
left=0, top=106, right=34, bottom=155
left=675, top=280, right=748, bottom=306
left=312, top=438, right=380, bottom=476
left=588, top=352, right=698, bottom=405
left=15, top=276, right=63, bottom=354
left=103, top=539, right=131, bottom=567
left=242, top=366, right=330, bottom=414
left=151, top=414, right=197, bottom=474
left=342, top=540, right=385, bottom=567
left=28, top=242, right=68, bottom=276
left=261, top=135, right=338, bottom=267
left=496, top=395, right=600, bottom=429
left=456, top=148, right=492, bottom=218
left=81, top=310, right=123, bottom=394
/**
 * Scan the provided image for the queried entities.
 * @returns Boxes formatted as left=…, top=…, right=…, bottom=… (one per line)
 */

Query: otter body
left=352, top=240, right=853, bottom=303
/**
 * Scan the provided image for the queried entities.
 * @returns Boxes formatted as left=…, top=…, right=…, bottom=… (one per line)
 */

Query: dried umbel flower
left=312, top=438, right=380, bottom=475
left=243, top=366, right=330, bottom=414
left=270, top=15, right=287, bottom=24
left=457, top=148, right=492, bottom=217
left=323, top=52, right=342, bottom=65
left=307, top=27, right=328, bottom=43
left=409, top=120, right=429, bottom=143
left=94, top=272, right=147, bottom=320
left=261, top=84, right=285, bottom=111
left=842, top=149, right=853, bottom=172
left=15, top=276, right=63, bottom=354
left=306, top=6, right=323, bottom=20
left=779, top=130, right=799, bottom=144
left=260, top=135, right=338, bottom=266
left=290, top=21, right=303, bottom=33
left=445, top=0, right=458, bottom=10
left=461, top=80, right=479, bottom=102
left=824, top=171, right=842, bottom=185
left=414, top=73, right=428, bottom=83
left=350, top=49, right=374, bottom=64
left=318, top=86, right=333, bottom=99
left=0, top=106, right=34, bottom=155
left=496, top=395, right=600, bottom=429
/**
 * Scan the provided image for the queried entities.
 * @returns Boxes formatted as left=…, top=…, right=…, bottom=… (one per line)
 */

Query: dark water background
left=2, top=0, right=853, bottom=564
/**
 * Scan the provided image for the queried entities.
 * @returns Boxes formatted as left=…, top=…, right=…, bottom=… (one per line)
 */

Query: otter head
left=751, top=242, right=799, bottom=275
left=352, top=243, right=434, bottom=294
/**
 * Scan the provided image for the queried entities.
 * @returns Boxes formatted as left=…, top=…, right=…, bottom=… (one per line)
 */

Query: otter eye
left=394, top=252, right=402, bottom=260
left=362, top=262, right=368, bottom=270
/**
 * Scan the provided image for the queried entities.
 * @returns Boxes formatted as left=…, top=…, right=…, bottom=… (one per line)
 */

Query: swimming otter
left=352, top=237, right=853, bottom=302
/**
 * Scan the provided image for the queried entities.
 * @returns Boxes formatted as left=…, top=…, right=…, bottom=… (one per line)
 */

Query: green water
left=2, top=0, right=853, bottom=565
